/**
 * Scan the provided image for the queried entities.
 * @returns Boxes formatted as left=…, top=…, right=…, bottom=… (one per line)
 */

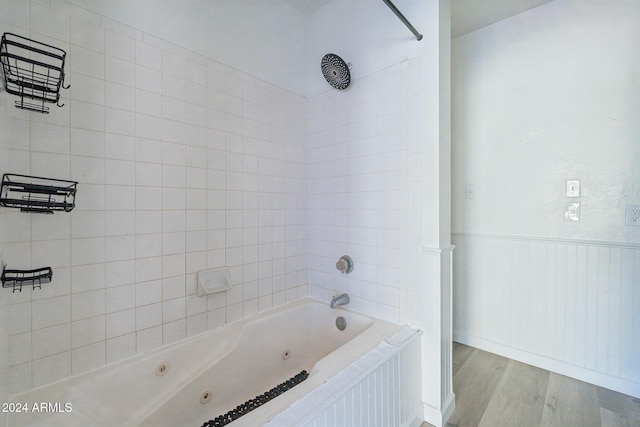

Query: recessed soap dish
left=197, top=267, right=231, bottom=296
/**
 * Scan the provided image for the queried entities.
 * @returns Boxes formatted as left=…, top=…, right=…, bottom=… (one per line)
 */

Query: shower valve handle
left=336, top=255, right=354, bottom=274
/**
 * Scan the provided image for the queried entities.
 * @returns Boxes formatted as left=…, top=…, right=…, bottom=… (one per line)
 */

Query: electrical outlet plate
left=564, top=202, right=580, bottom=221
left=465, top=184, right=476, bottom=199
left=625, top=205, right=640, bottom=226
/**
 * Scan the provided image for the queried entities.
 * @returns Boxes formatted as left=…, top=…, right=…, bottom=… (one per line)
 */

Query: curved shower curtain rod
left=382, top=0, right=423, bottom=41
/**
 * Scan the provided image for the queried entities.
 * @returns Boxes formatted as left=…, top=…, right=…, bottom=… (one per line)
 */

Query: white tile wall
left=307, top=59, right=424, bottom=324
left=1, top=0, right=308, bottom=393
left=0, top=0, right=428, bottom=396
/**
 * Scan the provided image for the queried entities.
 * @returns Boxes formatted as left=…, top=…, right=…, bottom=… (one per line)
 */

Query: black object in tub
left=201, top=370, right=309, bottom=427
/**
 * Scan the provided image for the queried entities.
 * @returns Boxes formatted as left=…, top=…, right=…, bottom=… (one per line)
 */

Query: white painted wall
left=452, top=0, right=640, bottom=242
left=452, top=0, right=640, bottom=398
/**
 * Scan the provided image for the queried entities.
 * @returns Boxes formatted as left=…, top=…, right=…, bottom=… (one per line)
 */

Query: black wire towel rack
left=0, top=32, right=70, bottom=113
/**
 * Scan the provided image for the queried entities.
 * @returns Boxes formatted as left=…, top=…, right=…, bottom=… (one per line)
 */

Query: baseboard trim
left=406, top=406, right=426, bottom=427
left=441, top=392, right=455, bottom=423
left=422, top=402, right=442, bottom=427
left=422, top=392, right=455, bottom=427
left=454, top=332, right=640, bottom=399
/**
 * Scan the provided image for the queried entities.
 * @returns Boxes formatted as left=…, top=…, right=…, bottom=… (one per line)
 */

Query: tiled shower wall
left=307, top=58, right=424, bottom=325
left=0, top=0, right=307, bottom=393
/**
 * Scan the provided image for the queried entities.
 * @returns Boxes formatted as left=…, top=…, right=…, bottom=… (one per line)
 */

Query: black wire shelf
left=0, top=174, right=78, bottom=214
left=0, top=32, right=70, bottom=113
left=1, top=266, right=53, bottom=292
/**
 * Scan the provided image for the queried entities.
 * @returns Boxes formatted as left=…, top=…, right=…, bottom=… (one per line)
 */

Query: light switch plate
left=564, top=202, right=580, bottom=221
left=566, top=180, right=580, bottom=197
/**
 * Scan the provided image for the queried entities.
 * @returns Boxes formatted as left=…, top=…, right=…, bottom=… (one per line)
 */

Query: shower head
left=321, top=53, right=351, bottom=90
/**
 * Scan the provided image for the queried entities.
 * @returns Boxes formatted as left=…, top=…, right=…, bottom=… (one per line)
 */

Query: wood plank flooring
left=422, top=343, right=640, bottom=427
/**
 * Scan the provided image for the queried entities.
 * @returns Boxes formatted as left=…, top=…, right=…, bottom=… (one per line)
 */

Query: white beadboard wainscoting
left=452, top=232, right=640, bottom=399
left=266, top=328, right=423, bottom=427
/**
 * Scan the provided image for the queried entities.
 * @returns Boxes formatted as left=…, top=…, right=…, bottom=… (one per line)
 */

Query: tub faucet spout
left=330, top=293, right=350, bottom=309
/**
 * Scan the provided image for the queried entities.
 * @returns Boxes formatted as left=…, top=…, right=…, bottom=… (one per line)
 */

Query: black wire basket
left=0, top=32, right=70, bottom=113
left=1, top=266, right=53, bottom=292
left=0, top=173, right=78, bottom=214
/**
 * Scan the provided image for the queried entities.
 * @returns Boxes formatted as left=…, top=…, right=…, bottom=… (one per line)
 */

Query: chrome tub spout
left=330, top=293, right=350, bottom=309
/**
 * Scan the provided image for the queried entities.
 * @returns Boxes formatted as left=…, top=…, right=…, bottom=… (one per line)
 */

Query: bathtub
left=6, top=297, right=423, bottom=427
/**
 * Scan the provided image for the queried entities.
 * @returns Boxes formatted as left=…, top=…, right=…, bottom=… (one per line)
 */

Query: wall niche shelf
left=1, top=266, right=53, bottom=292
left=0, top=174, right=78, bottom=214
left=0, top=32, right=70, bottom=113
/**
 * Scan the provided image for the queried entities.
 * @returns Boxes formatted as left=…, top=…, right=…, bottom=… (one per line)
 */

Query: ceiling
left=282, top=0, right=332, bottom=15
left=451, top=0, right=554, bottom=37
left=283, top=0, right=555, bottom=38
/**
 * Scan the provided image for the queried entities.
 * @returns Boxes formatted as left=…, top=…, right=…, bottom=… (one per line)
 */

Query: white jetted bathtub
left=7, top=297, right=423, bottom=427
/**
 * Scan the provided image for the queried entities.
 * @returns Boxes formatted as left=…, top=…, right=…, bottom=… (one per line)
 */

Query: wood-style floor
left=423, top=343, right=640, bottom=427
